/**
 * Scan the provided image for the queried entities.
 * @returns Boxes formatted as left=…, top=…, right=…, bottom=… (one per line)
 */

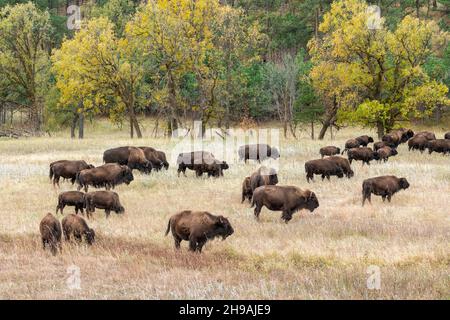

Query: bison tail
left=165, top=218, right=171, bottom=236
left=49, top=165, right=54, bottom=180
left=250, top=196, right=256, bottom=208
left=341, top=148, right=347, bottom=155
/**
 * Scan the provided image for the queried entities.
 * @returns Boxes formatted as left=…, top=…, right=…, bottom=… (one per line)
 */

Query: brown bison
left=251, top=185, right=319, bottom=223
left=347, top=147, right=378, bottom=165
left=76, top=163, right=134, bottom=192
left=165, top=210, right=234, bottom=252
left=241, top=176, right=252, bottom=203
left=373, top=141, right=388, bottom=151
left=319, top=146, right=341, bottom=158
left=305, top=159, right=344, bottom=182
left=49, top=160, right=94, bottom=187
left=39, top=213, right=62, bottom=255
left=194, top=159, right=229, bottom=177
left=56, top=191, right=85, bottom=215
left=408, top=135, right=428, bottom=153
left=362, top=175, right=410, bottom=206
left=139, top=147, right=169, bottom=171
left=445, top=132, right=450, bottom=140
left=103, top=146, right=152, bottom=173
left=62, top=214, right=95, bottom=245
left=238, top=144, right=280, bottom=163
left=382, top=128, right=414, bottom=147
left=426, top=139, right=450, bottom=155
left=355, top=135, right=374, bottom=147
left=415, top=131, right=436, bottom=141
left=250, top=166, right=278, bottom=192
left=84, top=191, right=124, bottom=218
left=176, top=151, right=224, bottom=177
left=342, top=138, right=360, bottom=154
left=376, top=146, right=398, bottom=162
left=326, top=156, right=354, bottom=178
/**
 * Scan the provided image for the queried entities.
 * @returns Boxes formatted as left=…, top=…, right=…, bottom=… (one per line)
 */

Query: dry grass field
left=0, top=120, right=449, bottom=299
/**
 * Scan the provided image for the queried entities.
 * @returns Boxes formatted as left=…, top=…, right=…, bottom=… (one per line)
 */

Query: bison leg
left=382, top=195, right=386, bottom=202
left=188, top=237, right=197, bottom=252
left=105, top=209, right=111, bottom=218
left=281, top=210, right=293, bottom=223
left=42, top=239, right=46, bottom=250
left=64, top=232, right=70, bottom=241
left=55, top=176, right=61, bottom=188
left=174, top=236, right=182, bottom=250
left=387, top=194, right=392, bottom=202
left=326, top=175, right=331, bottom=181
left=253, top=203, right=263, bottom=220
left=197, top=240, right=206, bottom=253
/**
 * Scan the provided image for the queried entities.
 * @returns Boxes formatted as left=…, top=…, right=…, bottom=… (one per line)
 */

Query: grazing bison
left=382, top=128, right=414, bottom=147
left=56, top=191, right=85, bottom=215
left=319, top=146, right=341, bottom=158
left=355, top=135, right=374, bottom=147
left=326, top=156, right=354, bottom=178
left=251, top=185, right=319, bottom=223
left=76, top=163, right=134, bottom=192
left=241, top=176, right=252, bottom=203
left=250, top=166, right=279, bottom=192
left=342, top=139, right=360, bottom=154
left=103, top=146, right=152, bottom=173
left=373, top=141, right=388, bottom=151
left=139, top=147, right=169, bottom=171
left=165, top=210, right=234, bottom=252
left=49, top=160, right=94, bottom=187
left=62, top=214, right=95, bottom=245
left=176, top=151, right=215, bottom=177
left=362, top=175, right=410, bottom=206
left=408, top=135, right=428, bottom=153
left=238, top=144, right=280, bottom=163
left=415, top=131, right=436, bottom=141
left=426, top=139, right=450, bottom=155
left=39, top=213, right=62, bottom=255
left=347, top=147, right=378, bottom=165
left=195, top=160, right=229, bottom=177
left=376, top=146, right=398, bottom=162
left=445, top=132, right=450, bottom=140
left=304, top=159, right=344, bottom=182
left=84, top=191, right=124, bottom=218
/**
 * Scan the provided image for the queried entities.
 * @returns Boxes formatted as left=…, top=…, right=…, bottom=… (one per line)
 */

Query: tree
left=52, top=17, right=146, bottom=138
left=0, top=2, right=52, bottom=131
left=309, top=0, right=449, bottom=138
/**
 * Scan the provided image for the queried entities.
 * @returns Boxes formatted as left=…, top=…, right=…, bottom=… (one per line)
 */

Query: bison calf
left=241, top=176, right=252, bottom=203
left=39, top=213, right=62, bottom=255
left=62, top=214, right=95, bottom=245
left=84, top=191, right=124, bottom=218
left=319, top=146, right=340, bottom=158
left=56, top=191, right=85, bottom=215
left=362, top=175, right=410, bottom=206
left=165, top=210, right=234, bottom=252
left=305, top=159, right=344, bottom=182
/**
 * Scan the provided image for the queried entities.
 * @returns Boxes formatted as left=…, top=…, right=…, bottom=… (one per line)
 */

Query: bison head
left=336, top=147, right=341, bottom=154
left=115, top=205, right=125, bottom=214
left=305, top=191, right=319, bottom=212
left=85, top=228, right=95, bottom=245
left=121, top=166, right=134, bottom=184
left=336, top=168, right=344, bottom=178
left=401, top=129, right=414, bottom=142
left=220, top=161, right=229, bottom=170
left=214, top=216, right=234, bottom=240
left=142, top=160, right=153, bottom=174
left=368, top=136, right=374, bottom=143
left=347, top=168, right=354, bottom=178
left=390, top=148, right=398, bottom=156
left=399, top=178, right=410, bottom=190
left=270, top=147, right=280, bottom=159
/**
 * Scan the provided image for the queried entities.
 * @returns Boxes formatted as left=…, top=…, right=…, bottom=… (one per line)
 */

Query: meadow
left=0, top=120, right=449, bottom=299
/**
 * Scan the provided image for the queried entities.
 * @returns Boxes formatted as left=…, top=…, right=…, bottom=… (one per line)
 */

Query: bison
left=39, top=213, right=62, bottom=255
left=49, top=160, right=94, bottom=187
left=76, top=163, right=134, bottom=192
left=56, top=191, right=85, bottom=215
left=408, top=135, right=428, bottom=153
left=241, top=176, right=252, bottom=203
left=84, top=191, right=124, bottom=218
left=194, top=160, right=229, bottom=177
left=342, top=138, right=360, bottom=154
left=62, top=214, right=95, bottom=245
left=251, top=185, right=319, bottom=223
left=103, top=146, right=152, bottom=174
left=250, top=166, right=278, bottom=192
left=347, top=147, right=378, bottom=165
left=445, top=132, right=450, bottom=140
left=373, top=141, right=388, bottom=151
left=319, top=146, right=341, bottom=158
left=139, top=147, right=169, bottom=171
left=305, top=159, right=344, bottom=182
left=382, top=128, right=414, bottom=147
left=326, top=156, right=354, bottom=178
left=238, top=144, right=280, bottom=163
left=355, top=135, right=374, bottom=147
left=176, top=151, right=216, bottom=177
left=426, top=139, right=450, bottom=155
left=165, top=210, right=234, bottom=252
left=362, top=175, right=410, bottom=206
left=376, top=146, right=398, bottom=162
left=415, top=131, right=436, bottom=141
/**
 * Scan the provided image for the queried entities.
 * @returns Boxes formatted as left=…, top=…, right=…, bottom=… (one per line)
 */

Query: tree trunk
left=376, top=121, right=385, bottom=139
left=78, top=113, right=84, bottom=139
left=70, top=113, right=78, bottom=139
left=311, top=121, right=315, bottom=139
left=128, top=106, right=142, bottom=138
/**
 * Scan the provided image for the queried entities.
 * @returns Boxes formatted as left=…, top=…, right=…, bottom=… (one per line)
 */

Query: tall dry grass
left=0, top=120, right=448, bottom=299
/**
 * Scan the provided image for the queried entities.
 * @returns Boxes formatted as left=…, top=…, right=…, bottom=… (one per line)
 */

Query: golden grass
left=0, top=120, right=449, bottom=299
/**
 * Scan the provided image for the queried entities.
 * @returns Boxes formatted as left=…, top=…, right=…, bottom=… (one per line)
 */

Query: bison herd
left=39, top=131, right=449, bottom=255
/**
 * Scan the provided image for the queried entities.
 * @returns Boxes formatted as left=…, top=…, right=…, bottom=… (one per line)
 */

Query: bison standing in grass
left=238, top=144, right=280, bottom=163
left=39, top=213, right=62, bottom=255
left=382, top=128, right=414, bottom=147
left=49, top=160, right=94, bottom=187
left=241, top=177, right=252, bottom=203
left=177, top=151, right=228, bottom=177
left=376, top=146, right=398, bottom=162
left=103, top=146, right=152, bottom=174
left=319, top=146, right=341, bottom=158
left=362, top=175, right=410, bottom=206
left=251, top=185, right=319, bottom=223
left=305, top=159, right=344, bottom=182
left=342, top=138, right=360, bottom=154
left=84, top=191, right=125, bottom=218
left=139, top=147, right=169, bottom=171
left=415, top=131, right=436, bottom=141
left=62, top=214, right=95, bottom=245
left=355, top=135, right=374, bottom=147
left=408, top=135, right=428, bottom=153
left=165, top=210, right=234, bottom=252
left=326, top=156, right=354, bottom=178
left=347, top=147, right=378, bottom=165
left=426, top=139, right=450, bottom=155
left=373, top=141, right=388, bottom=151
left=76, top=163, right=134, bottom=192
left=56, top=191, right=85, bottom=215
left=250, top=166, right=278, bottom=191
